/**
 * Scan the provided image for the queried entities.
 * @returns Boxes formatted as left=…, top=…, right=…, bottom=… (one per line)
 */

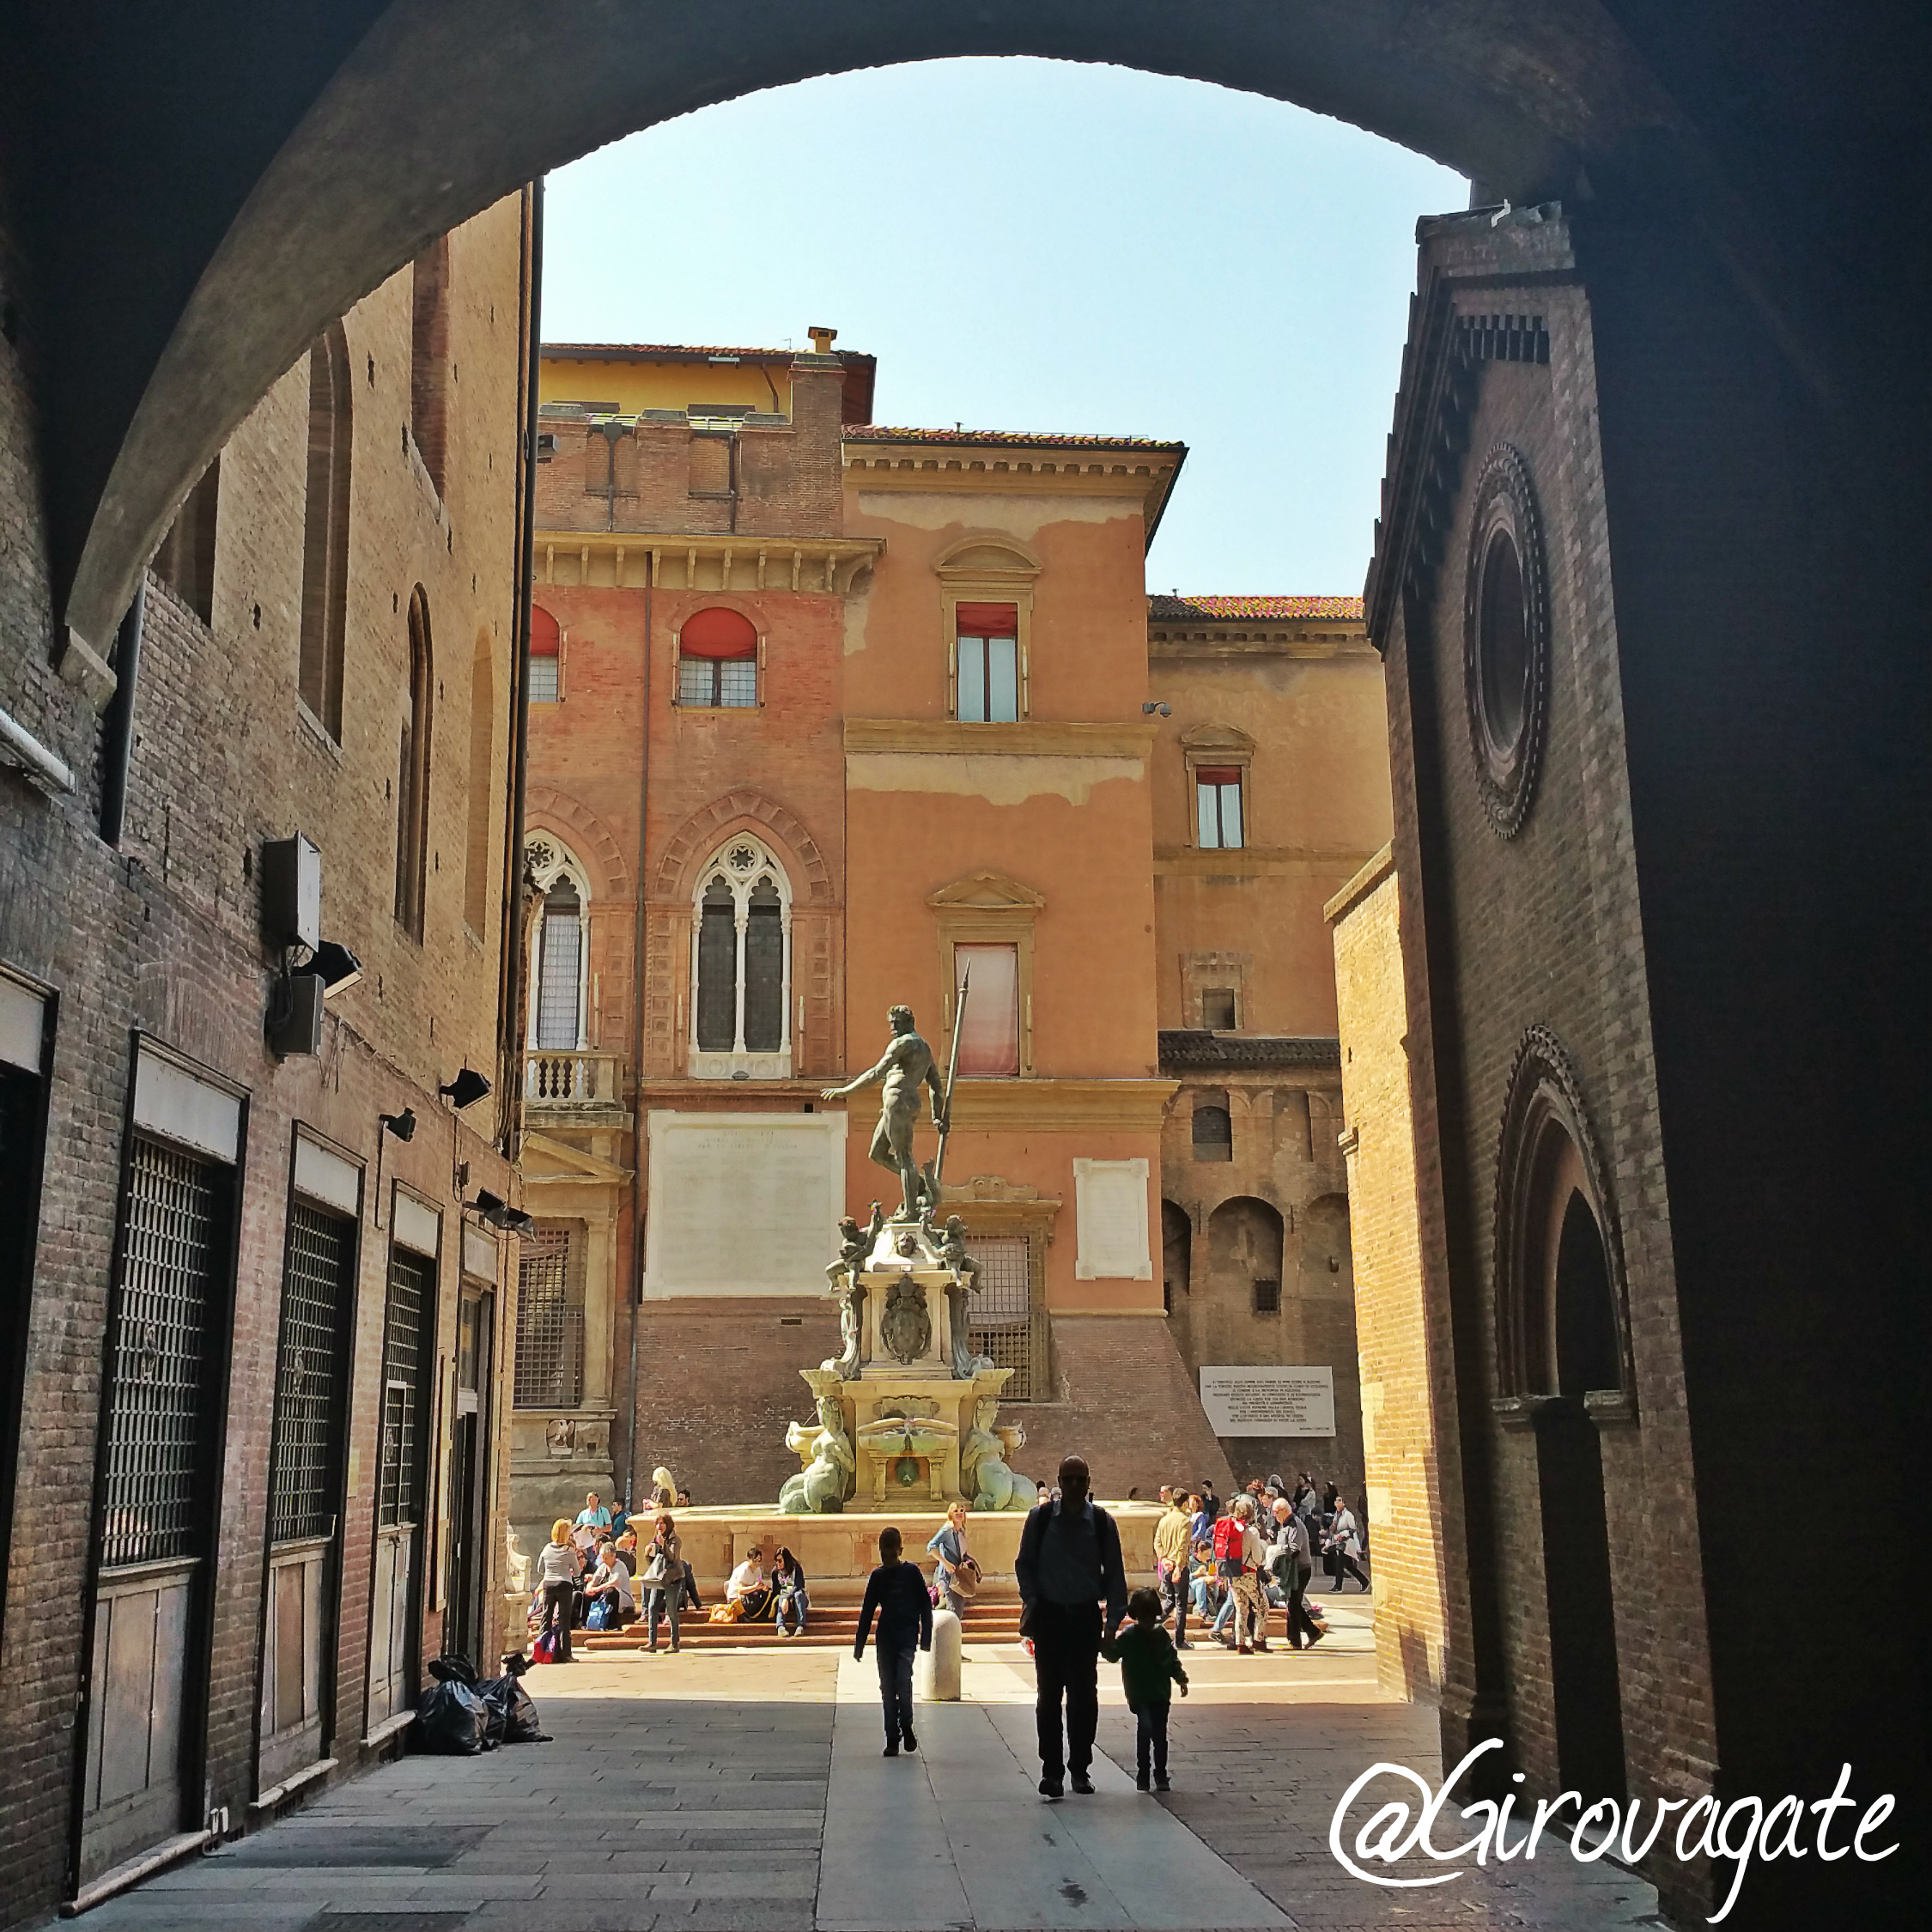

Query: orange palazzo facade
left=513, top=334, right=1385, bottom=1528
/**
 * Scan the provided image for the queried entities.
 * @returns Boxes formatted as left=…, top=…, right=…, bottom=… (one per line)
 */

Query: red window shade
left=1195, top=765, right=1242, bottom=785
left=680, top=607, right=758, bottom=659
left=956, top=602, right=1018, bottom=638
left=531, top=605, right=562, bottom=657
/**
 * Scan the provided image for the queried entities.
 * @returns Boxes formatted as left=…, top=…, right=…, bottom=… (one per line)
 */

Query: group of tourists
left=1151, top=1472, right=1368, bottom=1656
left=528, top=1469, right=702, bottom=1660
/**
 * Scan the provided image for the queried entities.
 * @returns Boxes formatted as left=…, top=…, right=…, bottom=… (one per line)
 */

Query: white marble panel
left=643, top=1109, right=847, bottom=1297
left=1072, top=1156, right=1151, bottom=1279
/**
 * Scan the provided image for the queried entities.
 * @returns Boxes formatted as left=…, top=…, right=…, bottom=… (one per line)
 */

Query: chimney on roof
left=807, top=325, right=837, bottom=355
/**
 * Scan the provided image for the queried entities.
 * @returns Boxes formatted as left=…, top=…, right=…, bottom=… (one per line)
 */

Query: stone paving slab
left=61, top=1643, right=1666, bottom=1932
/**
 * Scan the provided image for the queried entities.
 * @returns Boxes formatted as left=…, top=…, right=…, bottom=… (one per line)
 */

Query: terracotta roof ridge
left=845, top=425, right=1185, bottom=450
left=1148, top=593, right=1365, bottom=618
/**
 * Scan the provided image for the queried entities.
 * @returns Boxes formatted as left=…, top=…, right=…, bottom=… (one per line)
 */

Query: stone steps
left=579, top=1601, right=1025, bottom=1653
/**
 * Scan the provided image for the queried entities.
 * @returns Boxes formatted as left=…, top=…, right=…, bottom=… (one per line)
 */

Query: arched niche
left=1492, top=1025, right=1634, bottom=1422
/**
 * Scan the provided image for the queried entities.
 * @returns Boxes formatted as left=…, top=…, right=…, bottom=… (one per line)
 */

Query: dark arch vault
left=0, top=0, right=1850, bottom=664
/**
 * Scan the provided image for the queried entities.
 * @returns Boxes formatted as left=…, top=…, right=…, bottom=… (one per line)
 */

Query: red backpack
left=1212, top=1515, right=1246, bottom=1571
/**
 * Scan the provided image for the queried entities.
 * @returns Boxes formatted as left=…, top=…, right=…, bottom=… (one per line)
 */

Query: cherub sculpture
left=822, top=1205, right=882, bottom=1379
left=779, top=1393, right=856, bottom=1514
left=938, top=1215, right=992, bottom=1378
left=959, top=1396, right=1034, bottom=1511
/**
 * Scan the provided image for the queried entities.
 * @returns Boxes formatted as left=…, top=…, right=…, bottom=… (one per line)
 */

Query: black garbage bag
left=428, top=1651, right=477, bottom=1686
left=477, top=1672, right=550, bottom=1744
left=414, top=1678, right=491, bottom=1754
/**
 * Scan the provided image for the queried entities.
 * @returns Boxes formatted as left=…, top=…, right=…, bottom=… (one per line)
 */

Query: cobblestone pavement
left=68, top=1615, right=1665, bottom=1932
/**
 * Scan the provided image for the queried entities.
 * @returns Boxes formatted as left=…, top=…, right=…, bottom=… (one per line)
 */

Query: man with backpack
left=1212, top=1496, right=1271, bottom=1654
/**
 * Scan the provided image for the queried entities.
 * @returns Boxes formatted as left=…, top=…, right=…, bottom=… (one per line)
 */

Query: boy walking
left=1104, top=1586, right=1188, bottom=1789
left=854, top=1526, right=933, bottom=1756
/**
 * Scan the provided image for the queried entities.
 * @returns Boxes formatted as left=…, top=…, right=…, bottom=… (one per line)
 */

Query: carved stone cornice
left=536, top=528, right=882, bottom=595
left=850, top=1078, right=1173, bottom=1134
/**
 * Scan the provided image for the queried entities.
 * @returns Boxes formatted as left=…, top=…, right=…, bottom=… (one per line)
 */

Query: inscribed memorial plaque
left=644, top=1110, right=847, bottom=1297
left=1199, top=1365, right=1336, bottom=1437
left=1072, top=1157, right=1151, bottom=1279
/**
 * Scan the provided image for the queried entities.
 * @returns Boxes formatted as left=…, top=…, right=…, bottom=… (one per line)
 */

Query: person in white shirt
left=534, top=1517, right=581, bottom=1662
left=725, top=1546, right=773, bottom=1621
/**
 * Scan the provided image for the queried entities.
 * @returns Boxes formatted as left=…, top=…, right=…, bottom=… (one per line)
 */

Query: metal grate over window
left=378, top=1247, right=432, bottom=1528
left=101, top=1137, right=222, bottom=1570
left=967, top=1235, right=1043, bottom=1403
left=270, top=1200, right=354, bottom=1545
left=513, top=1225, right=583, bottom=1409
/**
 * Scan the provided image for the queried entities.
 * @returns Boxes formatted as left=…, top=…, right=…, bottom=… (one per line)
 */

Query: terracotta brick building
left=0, top=197, right=532, bottom=1919
left=512, top=337, right=1397, bottom=1540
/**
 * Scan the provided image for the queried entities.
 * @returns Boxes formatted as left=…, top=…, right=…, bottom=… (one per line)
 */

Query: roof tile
left=1148, top=594, right=1364, bottom=621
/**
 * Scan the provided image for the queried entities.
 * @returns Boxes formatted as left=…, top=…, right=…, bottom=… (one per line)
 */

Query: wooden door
left=367, top=1245, right=432, bottom=1728
left=81, top=1135, right=228, bottom=1884
left=258, top=1200, right=355, bottom=1789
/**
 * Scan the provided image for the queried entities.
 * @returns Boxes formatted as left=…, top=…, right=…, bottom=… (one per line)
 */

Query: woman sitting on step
left=714, top=1544, right=775, bottom=1622
left=772, top=1546, right=809, bottom=1637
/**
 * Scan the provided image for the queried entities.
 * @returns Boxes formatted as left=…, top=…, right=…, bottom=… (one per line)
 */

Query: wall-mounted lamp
left=468, top=1189, right=536, bottom=1235
left=380, top=1108, right=416, bottom=1142
left=439, top=1067, right=492, bottom=1109
left=1141, top=702, right=1172, bottom=717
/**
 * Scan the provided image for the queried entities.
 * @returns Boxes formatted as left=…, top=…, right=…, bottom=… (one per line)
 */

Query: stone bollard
left=918, top=1607, right=963, bottom=1702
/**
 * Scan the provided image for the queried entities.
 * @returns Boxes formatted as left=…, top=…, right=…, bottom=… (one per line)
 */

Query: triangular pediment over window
left=927, top=870, right=1047, bottom=914
left=519, top=1129, right=633, bottom=1186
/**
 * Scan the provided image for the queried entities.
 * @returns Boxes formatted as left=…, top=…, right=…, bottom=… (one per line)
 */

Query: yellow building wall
left=1328, top=845, right=1450, bottom=1702
left=1149, top=636, right=1391, bottom=1036
left=542, top=351, right=794, bottom=418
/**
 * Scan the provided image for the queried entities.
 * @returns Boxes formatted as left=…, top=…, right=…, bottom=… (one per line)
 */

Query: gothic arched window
left=690, top=835, right=792, bottom=1078
left=522, top=839, right=592, bottom=1076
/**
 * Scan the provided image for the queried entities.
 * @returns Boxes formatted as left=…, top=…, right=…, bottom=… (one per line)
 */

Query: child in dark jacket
left=854, top=1526, right=933, bottom=1757
left=1104, top=1585, right=1189, bottom=1789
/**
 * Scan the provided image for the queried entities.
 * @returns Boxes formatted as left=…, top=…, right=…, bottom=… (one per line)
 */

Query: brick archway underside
left=20, top=0, right=1715, bottom=659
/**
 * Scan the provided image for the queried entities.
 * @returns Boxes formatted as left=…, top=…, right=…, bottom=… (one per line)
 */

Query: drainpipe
left=96, top=579, right=145, bottom=843
left=500, top=177, right=544, bottom=1159
left=625, top=573, right=651, bottom=1513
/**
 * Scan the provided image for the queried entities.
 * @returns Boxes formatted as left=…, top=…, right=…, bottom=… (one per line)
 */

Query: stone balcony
left=522, top=1048, right=632, bottom=1129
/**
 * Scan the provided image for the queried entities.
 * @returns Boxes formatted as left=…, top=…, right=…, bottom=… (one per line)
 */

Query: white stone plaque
left=1072, top=1157, right=1151, bottom=1279
left=644, top=1110, right=847, bottom=1297
left=1199, top=1365, right=1336, bottom=1437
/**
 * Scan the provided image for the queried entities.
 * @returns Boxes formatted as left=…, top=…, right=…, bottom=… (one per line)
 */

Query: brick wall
left=0, top=184, right=528, bottom=1923
left=1160, top=1071, right=1365, bottom=1499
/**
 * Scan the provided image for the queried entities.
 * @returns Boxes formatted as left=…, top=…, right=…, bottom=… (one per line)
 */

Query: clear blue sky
left=543, top=59, right=1465, bottom=598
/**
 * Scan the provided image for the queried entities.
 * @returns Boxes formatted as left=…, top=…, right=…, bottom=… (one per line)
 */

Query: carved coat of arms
left=880, top=1275, right=933, bottom=1364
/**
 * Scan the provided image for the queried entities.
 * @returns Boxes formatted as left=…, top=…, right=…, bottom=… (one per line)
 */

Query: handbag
left=951, top=1554, right=982, bottom=1601
left=585, top=1597, right=613, bottom=1632
left=640, top=1552, right=670, bottom=1587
